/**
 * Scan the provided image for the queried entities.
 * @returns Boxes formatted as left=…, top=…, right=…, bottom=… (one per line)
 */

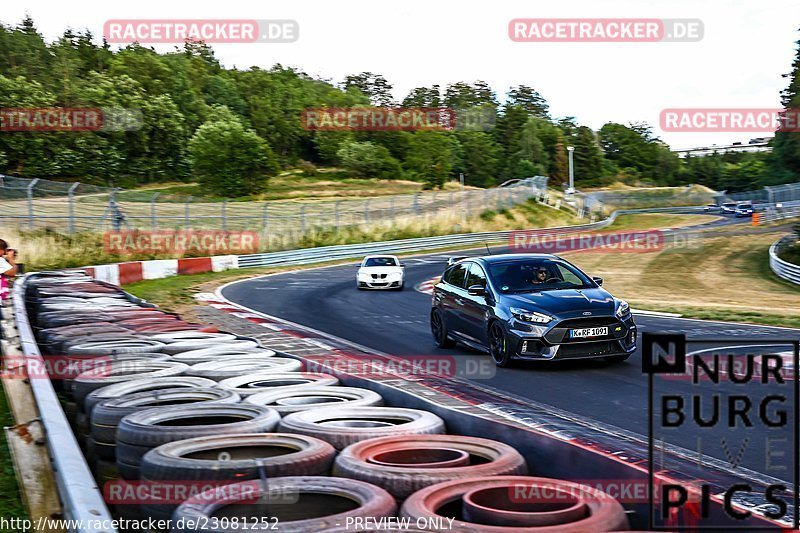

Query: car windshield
left=487, top=259, right=594, bottom=294
left=364, top=257, right=397, bottom=267
left=723, top=203, right=736, bottom=207
left=739, top=204, right=752, bottom=209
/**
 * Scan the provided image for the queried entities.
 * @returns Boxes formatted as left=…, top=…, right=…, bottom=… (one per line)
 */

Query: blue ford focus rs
left=430, top=254, right=637, bottom=367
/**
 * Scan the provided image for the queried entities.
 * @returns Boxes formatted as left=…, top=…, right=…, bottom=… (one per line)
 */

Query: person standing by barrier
left=0, top=239, right=19, bottom=301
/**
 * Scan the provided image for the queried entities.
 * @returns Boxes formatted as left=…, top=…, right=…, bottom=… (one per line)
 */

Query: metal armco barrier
left=235, top=206, right=705, bottom=269
left=12, top=276, right=117, bottom=533
left=769, top=234, right=800, bottom=285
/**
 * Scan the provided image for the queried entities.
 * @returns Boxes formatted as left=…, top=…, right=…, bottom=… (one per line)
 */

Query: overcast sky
left=3, top=0, right=798, bottom=149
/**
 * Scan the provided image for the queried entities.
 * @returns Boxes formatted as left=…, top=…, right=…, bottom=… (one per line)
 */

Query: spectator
left=0, top=239, right=18, bottom=301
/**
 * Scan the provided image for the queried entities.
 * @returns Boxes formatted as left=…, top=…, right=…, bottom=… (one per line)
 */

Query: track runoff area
left=221, top=212, right=799, bottom=529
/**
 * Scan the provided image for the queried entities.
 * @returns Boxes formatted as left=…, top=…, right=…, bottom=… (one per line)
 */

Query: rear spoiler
left=447, top=256, right=468, bottom=266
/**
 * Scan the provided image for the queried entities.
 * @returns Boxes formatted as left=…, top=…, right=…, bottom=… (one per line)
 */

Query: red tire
left=400, top=476, right=628, bottom=532
left=334, top=435, right=527, bottom=499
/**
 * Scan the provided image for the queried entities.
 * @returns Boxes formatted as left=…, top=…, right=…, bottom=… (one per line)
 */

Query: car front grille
left=557, top=341, right=618, bottom=358
left=371, top=274, right=387, bottom=279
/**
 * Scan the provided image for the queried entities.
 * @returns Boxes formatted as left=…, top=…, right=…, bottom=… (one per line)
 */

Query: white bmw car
left=356, top=255, right=405, bottom=290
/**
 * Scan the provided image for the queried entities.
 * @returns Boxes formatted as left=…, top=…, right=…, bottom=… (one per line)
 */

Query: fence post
left=496, top=188, right=501, bottom=211
left=449, top=191, right=454, bottom=215
left=26, top=178, right=39, bottom=230
left=300, top=205, right=306, bottom=234
left=150, top=193, right=160, bottom=230
left=413, top=192, right=421, bottom=215
left=184, top=196, right=192, bottom=228
left=262, top=203, right=269, bottom=249
left=364, top=199, right=370, bottom=224
left=335, top=201, right=341, bottom=230
left=390, top=196, right=395, bottom=226
left=67, top=181, right=79, bottom=234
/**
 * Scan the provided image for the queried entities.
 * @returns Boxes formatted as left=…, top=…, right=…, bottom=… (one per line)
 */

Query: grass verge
left=562, top=231, right=800, bottom=327
left=0, top=388, right=27, bottom=523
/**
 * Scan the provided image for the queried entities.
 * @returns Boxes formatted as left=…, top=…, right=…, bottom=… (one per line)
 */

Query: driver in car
left=531, top=267, right=549, bottom=284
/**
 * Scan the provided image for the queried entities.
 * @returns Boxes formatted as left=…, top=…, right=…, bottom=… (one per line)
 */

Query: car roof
left=363, top=255, right=398, bottom=260
left=458, top=253, right=559, bottom=265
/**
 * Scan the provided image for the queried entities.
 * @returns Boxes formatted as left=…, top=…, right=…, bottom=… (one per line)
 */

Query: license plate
left=570, top=326, right=608, bottom=338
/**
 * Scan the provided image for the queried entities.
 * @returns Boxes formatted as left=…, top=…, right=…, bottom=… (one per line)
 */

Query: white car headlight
left=616, top=300, right=630, bottom=317
left=510, top=307, right=553, bottom=324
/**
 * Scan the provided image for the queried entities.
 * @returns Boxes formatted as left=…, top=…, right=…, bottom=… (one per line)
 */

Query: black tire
left=430, top=309, right=455, bottom=348
left=488, top=321, right=513, bottom=368
left=169, top=348, right=275, bottom=365
left=216, top=372, right=339, bottom=397
left=278, top=406, right=445, bottom=450
left=186, top=357, right=302, bottom=380
left=90, top=387, right=240, bottom=446
left=171, top=477, right=396, bottom=533
left=72, top=361, right=189, bottom=405
left=116, top=404, right=281, bottom=478
left=604, top=353, right=631, bottom=364
left=139, top=433, right=336, bottom=521
left=83, top=376, right=217, bottom=415
left=245, top=386, right=384, bottom=415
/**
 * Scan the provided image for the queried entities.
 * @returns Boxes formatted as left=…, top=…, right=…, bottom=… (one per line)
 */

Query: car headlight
left=616, top=300, right=630, bottom=317
left=510, top=307, right=553, bottom=324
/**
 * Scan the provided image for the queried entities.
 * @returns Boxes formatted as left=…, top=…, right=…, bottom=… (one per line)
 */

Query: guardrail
left=12, top=275, right=117, bottom=533
left=236, top=206, right=706, bottom=268
left=769, top=234, right=800, bottom=285
left=758, top=203, right=800, bottom=224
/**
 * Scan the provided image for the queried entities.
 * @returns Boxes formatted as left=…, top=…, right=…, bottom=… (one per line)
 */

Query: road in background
left=222, top=214, right=796, bottom=479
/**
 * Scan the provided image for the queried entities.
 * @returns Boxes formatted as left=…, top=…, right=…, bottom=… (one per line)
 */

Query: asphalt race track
left=222, top=214, right=797, bottom=483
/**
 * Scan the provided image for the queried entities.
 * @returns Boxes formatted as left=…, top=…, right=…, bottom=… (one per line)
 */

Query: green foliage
left=1, top=16, right=798, bottom=193
left=404, top=132, right=461, bottom=188
left=188, top=109, right=279, bottom=196
left=337, top=141, right=403, bottom=179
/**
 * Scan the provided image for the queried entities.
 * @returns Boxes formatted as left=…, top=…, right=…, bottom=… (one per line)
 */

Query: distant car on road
left=704, top=203, right=720, bottom=212
left=720, top=202, right=737, bottom=214
left=356, top=255, right=405, bottom=290
left=430, top=254, right=637, bottom=367
left=735, top=203, right=754, bottom=217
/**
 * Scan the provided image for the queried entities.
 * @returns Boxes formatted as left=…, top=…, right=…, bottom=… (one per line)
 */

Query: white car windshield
left=364, top=257, right=397, bottom=267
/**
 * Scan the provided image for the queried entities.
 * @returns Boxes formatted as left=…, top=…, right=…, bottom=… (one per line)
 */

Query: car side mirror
left=592, top=276, right=603, bottom=286
left=467, top=284, right=486, bottom=296
left=399, top=263, right=406, bottom=268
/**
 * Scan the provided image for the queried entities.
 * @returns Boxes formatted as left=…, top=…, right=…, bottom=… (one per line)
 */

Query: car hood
left=503, top=287, right=616, bottom=316
left=359, top=266, right=403, bottom=274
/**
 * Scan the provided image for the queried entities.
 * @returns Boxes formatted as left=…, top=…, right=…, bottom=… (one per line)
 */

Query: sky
left=2, top=0, right=798, bottom=149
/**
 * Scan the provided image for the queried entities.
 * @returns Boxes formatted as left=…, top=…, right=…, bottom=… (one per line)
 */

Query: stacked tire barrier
left=23, top=270, right=630, bottom=532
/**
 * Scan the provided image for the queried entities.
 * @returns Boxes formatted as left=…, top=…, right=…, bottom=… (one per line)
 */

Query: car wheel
left=430, top=310, right=455, bottom=348
left=604, top=353, right=631, bottom=364
left=488, top=322, right=512, bottom=367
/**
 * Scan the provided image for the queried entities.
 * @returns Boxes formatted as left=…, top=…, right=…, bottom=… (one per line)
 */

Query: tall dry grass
left=4, top=200, right=579, bottom=271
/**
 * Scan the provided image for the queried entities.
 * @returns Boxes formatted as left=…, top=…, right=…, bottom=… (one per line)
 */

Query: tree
left=404, top=132, right=461, bottom=188
left=188, top=110, right=279, bottom=196
left=337, top=141, right=402, bottom=178
left=506, top=85, right=549, bottom=118
left=455, top=131, right=499, bottom=185
left=774, top=32, right=800, bottom=178
left=552, top=136, right=569, bottom=185
left=343, top=72, right=394, bottom=106
left=572, top=126, right=605, bottom=185
left=401, top=86, right=441, bottom=107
